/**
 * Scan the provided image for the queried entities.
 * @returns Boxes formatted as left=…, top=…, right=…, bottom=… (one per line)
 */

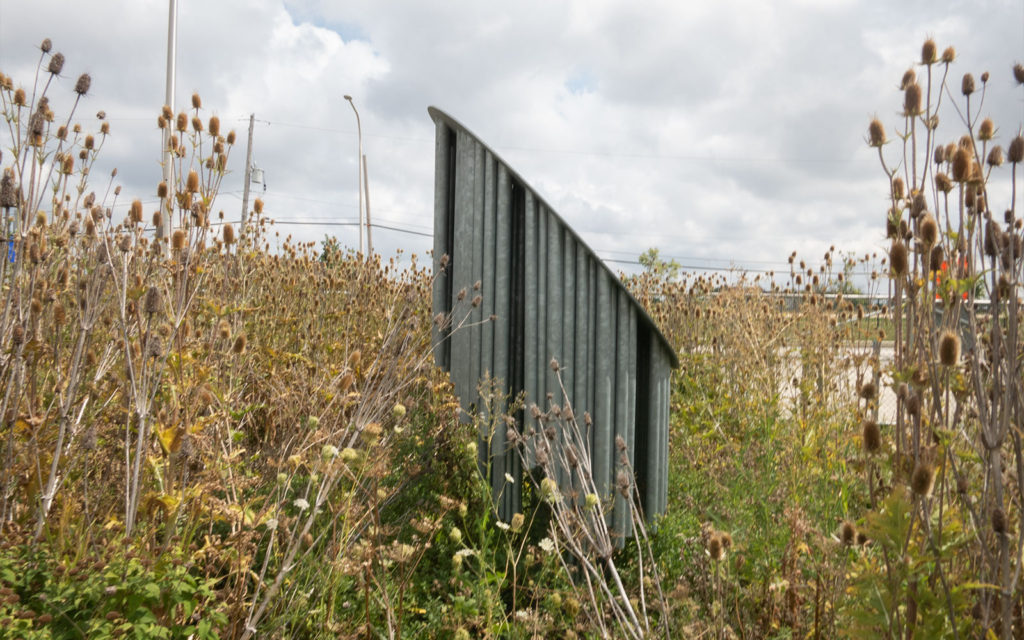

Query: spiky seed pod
left=232, top=334, right=246, bottom=354
left=988, top=146, right=1005, bottom=168
left=218, top=320, right=231, bottom=340
left=47, top=52, right=64, bottom=75
left=253, top=198, right=264, bottom=214
left=144, top=286, right=161, bottom=315
left=100, top=122, right=109, bottom=135
left=171, top=229, right=186, bottom=251
left=985, top=220, right=1001, bottom=257
left=859, top=381, right=877, bottom=400
left=911, top=462, right=936, bottom=497
left=152, top=210, right=162, bottom=229
left=186, top=170, right=199, bottom=193
left=886, top=212, right=898, bottom=239
left=191, top=116, right=202, bottom=133
left=191, top=93, right=201, bottom=109
left=935, top=172, right=953, bottom=194
left=993, top=507, right=1008, bottom=534
left=0, top=171, right=17, bottom=209
left=999, top=273, right=1012, bottom=297
left=904, top=83, right=922, bottom=116
left=1008, top=136, right=1024, bottom=163
left=979, top=118, right=995, bottom=141
left=719, top=531, right=733, bottom=550
left=939, top=329, right=961, bottom=366
left=862, top=419, right=881, bottom=454
left=941, top=46, right=956, bottom=63
left=961, top=73, right=975, bottom=96
left=950, top=147, right=971, bottom=182
left=868, top=118, right=886, bottom=147
left=901, top=69, right=916, bottom=89
left=73, top=73, right=90, bottom=96
left=157, top=115, right=167, bottom=129
left=890, top=241, right=908, bottom=277
left=840, top=521, right=857, bottom=545
left=934, top=144, right=946, bottom=165
left=175, top=112, right=187, bottom=132
left=919, top=214, right=939, bottom=247
left=128, top=199, right=143, bottom=225
left=13, top=88, right=25, bottom=106
left=921, top=39, right=937, bottom=65
left=892, top=177, right=905, bottom=200
left=708, top=535, right=723, bottom=560
left=157, top=181, right=168, bottom=199
left=208, top=115, right=220, bottom=137
left=911, top=193, right=928, bottom=218
left=226, top=130, right=236, bottom=145
left=146, top=335, right=163, bottom=359
left=930, top=245, right=944, bottom=272
left=1015, top=63, right=1024, bottom=84
left=223, top=224, right=235, bottom=246
left=40, top=38, right=52, bottom=53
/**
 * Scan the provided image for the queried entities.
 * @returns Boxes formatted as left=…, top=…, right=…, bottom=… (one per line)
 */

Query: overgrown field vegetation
left=2, top=36, right=1024, bottom=639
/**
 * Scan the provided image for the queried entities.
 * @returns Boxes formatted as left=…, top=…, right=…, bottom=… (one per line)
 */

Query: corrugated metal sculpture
left=429, top=107, right=678, bottom=537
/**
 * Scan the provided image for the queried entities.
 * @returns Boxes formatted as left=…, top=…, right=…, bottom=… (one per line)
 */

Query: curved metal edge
left=427, top=106, right=679, bottom=369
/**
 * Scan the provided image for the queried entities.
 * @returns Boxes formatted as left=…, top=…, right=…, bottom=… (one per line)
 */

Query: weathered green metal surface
left=429, top=107, right=677, bottom=535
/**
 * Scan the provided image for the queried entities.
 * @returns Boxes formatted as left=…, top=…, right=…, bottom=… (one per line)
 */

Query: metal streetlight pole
left=344, top=95, right=364, bottom=255
left=159, top=0, right=177, bottom=239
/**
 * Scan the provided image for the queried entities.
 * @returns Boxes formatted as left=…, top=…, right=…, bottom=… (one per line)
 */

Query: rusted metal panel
left=429, top=107, right=677, bottom=536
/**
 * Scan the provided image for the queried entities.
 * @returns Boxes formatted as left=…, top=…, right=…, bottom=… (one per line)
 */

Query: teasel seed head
left=1008, top=136, right=1024, bottom=164
left=889, top=241, right=908, bottom=277
left=986, top=145, right=1004, bottom=168
left=1015, top=63, right=1024, bottom=85
left=232, top=333, right=247, bottom=354
left=941, top=46, right=956, bottom=63
left=127, top=199, right=142, bottom=225
left=175, top=112, right=187, bottom=132
left=840, top=520, right=857, bottom=545
left=708, top=534, right=723, bottom=560
left=919, top=214, right=939, bottom=247
left=859, top=381, right=877, bottom=400
left=921, top=39, right=937, bottom=65
left=901, top=68, right=916, bottom=89
left=979, top=118, right=995, bottom=141
left=253, top=198, right=264, bottom=214
left=40, top=38, right=52, bottom=53
left=13, top=88, right=25, bottom=106
left=71, top=73, right=90, bottom=96
left=227, top=130, right=237, bottom=145
left=930, top=245, right=944, bottom=272
left=891, top=176, right=905, bottom=200
left=1, top=170, right=18, bottom=209
left=191, top=116, right=202, bottom=133
left=152, top=210, right=162, bottom=229
left=719, top=531, right=733, bottom=550
left=904, top=83, right=922, bottom=116
left=952, top=147, right=971, bottom=182
left=911, top=461, right=936, bottom=498
left=993, top=507, right=1007, bottom=534
left=862, top=419, right=881, bottom=454
left=171, top=229, right=186, bottom=251
left=868, top=118, right=886, bottom=147
left=47, top=52, right=65, bottom=75
left=935, top=172, right=953, bottom=194
left=157, top=181, right=168, bottom=199
left=907, top=392, right=921, bottom=417
left=934, top=144, right=946, bottom=164
left=223, top=223, right=235, bottom=246
left=186, top=170, right=199, bottom=193
left=961, top=73, right=975, bottom=96
left=208, top=115, right=220, bottom=137
left=939, top=329, right=961, bottom=366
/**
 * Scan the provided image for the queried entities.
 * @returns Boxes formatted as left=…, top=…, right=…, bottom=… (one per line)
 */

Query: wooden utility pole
left=240, top=113, right=255, bottom=231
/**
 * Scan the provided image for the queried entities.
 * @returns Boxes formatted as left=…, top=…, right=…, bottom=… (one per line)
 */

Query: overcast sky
left=1, top=0, right=1023, bottom=281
